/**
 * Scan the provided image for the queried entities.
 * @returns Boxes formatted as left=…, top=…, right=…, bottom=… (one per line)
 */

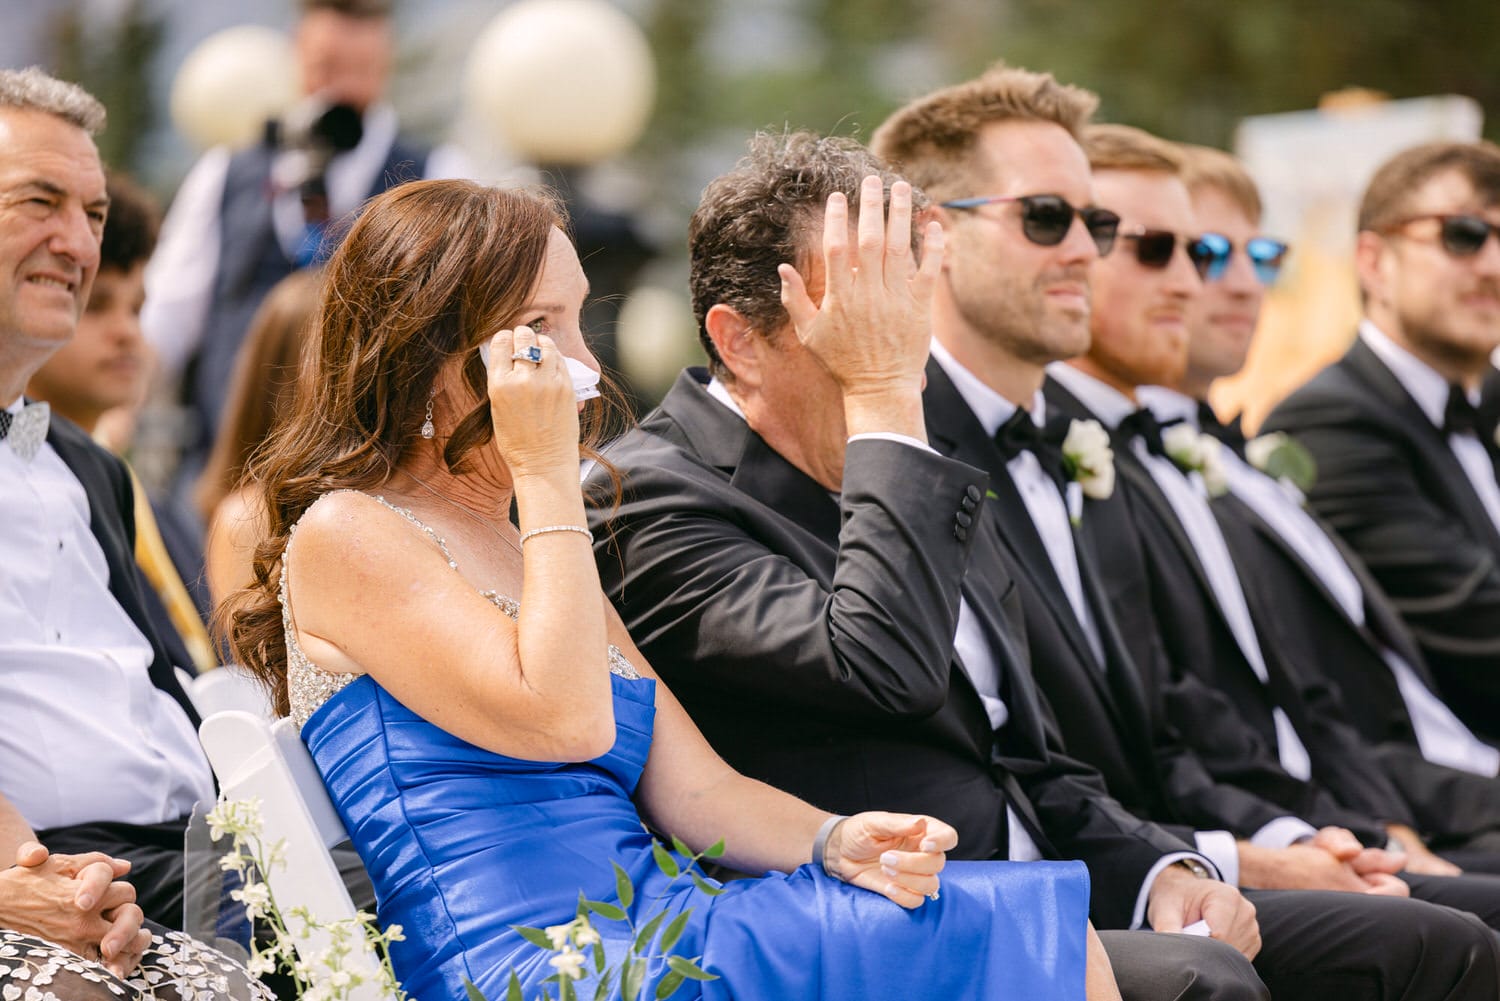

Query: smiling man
left=1264, top=142, right=1500, bottom=745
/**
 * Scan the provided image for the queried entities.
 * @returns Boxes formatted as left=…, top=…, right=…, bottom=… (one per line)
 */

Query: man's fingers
left=13, top=841, right=47, bottom=868
left=855, top=175, right=886, bottom=275
left=883, top=180, right=913, bottom=281
left=72, top=861, right=121, bottom=911
left=821, top=191, right=850, bottom=301
left=779, top=263, right=818, bottom=337
left=909, top=219, right=945, bottom=303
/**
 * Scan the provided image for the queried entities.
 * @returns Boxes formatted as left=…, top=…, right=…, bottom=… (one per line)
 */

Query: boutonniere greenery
left=1163, top=424, right=1229, bottom=497
left=1245, top=431, right=1317, bottom=496
left=1060, top=419, right=1116, bottom=501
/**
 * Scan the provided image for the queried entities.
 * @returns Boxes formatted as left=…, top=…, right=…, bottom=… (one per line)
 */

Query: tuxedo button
left=960, top=495, right=977, bottom=513
left=954, top=525, right=969, bottom=541
left=956, top=511, right=973, bottom=528
left=965, top=484, right=982, bottom=504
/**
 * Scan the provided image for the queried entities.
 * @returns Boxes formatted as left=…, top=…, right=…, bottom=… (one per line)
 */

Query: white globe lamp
left=170, top=26, right=298, bottom=151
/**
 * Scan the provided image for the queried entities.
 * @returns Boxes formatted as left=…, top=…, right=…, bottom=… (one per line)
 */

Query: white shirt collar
left=1358, top=319, right=1463, bottom=428
left=1138, top=385, right=1200, bottom=428
left=1046, top=362, right=1138, bottom=428
left=929, top=339, right=1045, bottom=437
left=705, top=376, right=746, bottom=421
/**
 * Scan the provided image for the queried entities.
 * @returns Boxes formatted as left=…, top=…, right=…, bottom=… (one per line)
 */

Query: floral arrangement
left=1060, top=419, right=1116, bottom=501
left=1163, top=424, right=1229, bottom=497
left=1245, top=431, right=1317, bottom=495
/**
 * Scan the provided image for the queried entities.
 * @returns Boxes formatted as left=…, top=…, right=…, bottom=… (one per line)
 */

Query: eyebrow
left=17, top=179, right=110, bottom=211
left=520, top=282, right=593, bottom=313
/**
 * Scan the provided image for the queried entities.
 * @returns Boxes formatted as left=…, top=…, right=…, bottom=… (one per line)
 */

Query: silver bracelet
left=518, top=524, right=594, bottom=545
left=812, top=815, right=848, bottom=880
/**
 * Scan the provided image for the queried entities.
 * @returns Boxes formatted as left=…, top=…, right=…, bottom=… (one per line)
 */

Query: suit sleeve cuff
left=1249, top=816, right=1319, bottom=850
left=847, top=431, right=937, bottom=455
left=1193, top=830, right=1240, bottom=887
left=1130, top=851, right=1222, bottom=930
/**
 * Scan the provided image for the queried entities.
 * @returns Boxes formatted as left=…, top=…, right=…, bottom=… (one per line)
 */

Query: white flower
left=1163, top=425, right=1229, bottom=497
left=1244, top=431, right=1285, bottom=472
left=230, top=880, right=271, bottom=919
left=574, top=923, right=601, bottom=948
left=1197, top=436, right=1229, bottom=498
left=1061, top=419, right=1116, bottom=500
left=545, top=924, right=573, bottom=951
left=549, top=948, right=587, bottom=980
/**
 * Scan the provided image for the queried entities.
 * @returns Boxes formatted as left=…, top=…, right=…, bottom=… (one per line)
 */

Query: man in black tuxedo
left=1172, top=145, right=1500, bottom=861
left=1042, top=124, right=1500, bottom=921
left=1263, top=142, right=1500, bottom=744
left=590, top=126, right=1291, bottom=1001
left=870, top=65, right=1500, bottom=1000
left=0, top=68, right=214, bottom=934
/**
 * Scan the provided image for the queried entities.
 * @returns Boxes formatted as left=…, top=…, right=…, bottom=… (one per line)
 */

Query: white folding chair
left=180, top=666, right=275, bottom=719
left=198, top=710, right=386, bottom=999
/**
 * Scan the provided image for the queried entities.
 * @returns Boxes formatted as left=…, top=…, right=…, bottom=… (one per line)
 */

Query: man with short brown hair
left=1264, top=142, right=1500, bottom=745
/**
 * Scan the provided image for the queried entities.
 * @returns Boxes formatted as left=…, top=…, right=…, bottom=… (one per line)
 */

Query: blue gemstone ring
left=511, top=345, right=543, bottom=365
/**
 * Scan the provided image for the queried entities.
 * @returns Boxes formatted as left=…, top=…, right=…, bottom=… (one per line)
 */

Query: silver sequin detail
left=285, top=492, right=638, bottom=732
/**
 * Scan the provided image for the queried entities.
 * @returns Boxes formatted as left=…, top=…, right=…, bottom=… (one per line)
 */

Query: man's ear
left=1354, top=230, right=1391, bottom=313
left=704, top=303, right=762, bottom=390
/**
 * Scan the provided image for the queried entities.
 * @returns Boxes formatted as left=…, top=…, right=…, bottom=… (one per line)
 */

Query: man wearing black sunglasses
left=1265, top=142, right=1500, bottom=747
left=878, top=69, right=1500, bottom=1000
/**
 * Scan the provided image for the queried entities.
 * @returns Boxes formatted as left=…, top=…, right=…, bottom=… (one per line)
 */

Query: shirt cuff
left=847, top=431, right=936, bottom=455
left=1192, top=830, right=1240, bottom=886
left=1249, top=816, right=1319, bottom=850
left=1131, top=851, right=1222, bottom=931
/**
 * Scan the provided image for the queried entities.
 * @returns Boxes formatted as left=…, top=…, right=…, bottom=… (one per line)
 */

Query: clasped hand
left=0, top=841, right=150, bottom=978
left=779, top=176, right=944, bottom=403
left=824, top=812, right=956, bottom=909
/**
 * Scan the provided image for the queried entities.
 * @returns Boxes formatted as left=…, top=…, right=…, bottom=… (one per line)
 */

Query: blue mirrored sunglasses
left=1197, top=233, right=1289, bottom=285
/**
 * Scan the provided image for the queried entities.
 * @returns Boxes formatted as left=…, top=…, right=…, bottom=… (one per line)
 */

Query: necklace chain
left=399, top=469, right=521, bottom=558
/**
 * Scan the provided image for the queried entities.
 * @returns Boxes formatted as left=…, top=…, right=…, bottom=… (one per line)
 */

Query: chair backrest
left=198, top=710, right=385, bottom=998
left=182, top=666, right=275, bottom=719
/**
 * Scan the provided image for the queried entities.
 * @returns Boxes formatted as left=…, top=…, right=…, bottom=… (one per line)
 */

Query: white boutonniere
left=1246, top=431, right=1317, bottom=495
left=1060, top=419, right=1116, bottom=501
left=1163, top=424, right=1229, bottom=497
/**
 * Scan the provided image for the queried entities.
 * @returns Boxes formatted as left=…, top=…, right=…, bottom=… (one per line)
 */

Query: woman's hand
left=824, top=812, right=956, bottom=909
left=485, top=325, right=581, bottom=478
left=1, top=841, right=150, bottom=979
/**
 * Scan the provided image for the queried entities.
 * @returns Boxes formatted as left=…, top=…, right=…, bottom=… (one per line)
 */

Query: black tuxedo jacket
left=590, top=369, right=1194, bottom=928
left=1264, top=337, right=1500, bottom=742
left=1208, top=477, right=1500, bottom=844
left=924, top=363, right=1316, bottom=846
left=44, top=413, right=199, bottom=727
left=1045, top=378, right=1408, bottom=843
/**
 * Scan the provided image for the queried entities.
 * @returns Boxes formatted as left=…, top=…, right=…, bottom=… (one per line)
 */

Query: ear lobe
left=704, top=304, right=760, bottom=387
left=1354, top=231, right=1389, bottom=306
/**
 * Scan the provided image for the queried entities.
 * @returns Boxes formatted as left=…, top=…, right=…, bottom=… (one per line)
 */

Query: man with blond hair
left=1264, top=141, right=1500, bottom=746
left=876, top=64, right=1500, bottom=1001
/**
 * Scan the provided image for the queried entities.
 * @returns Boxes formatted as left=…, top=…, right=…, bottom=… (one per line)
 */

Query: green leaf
left=584, top=899, right=627, bottom=922
left=513, top=925, right=556, bottom=951
left=665, top=956, right=719, bottom=982
left=703, top=839, right=726, bottom=859
left=613, top=861, right=635, bottom=910
left=653, top=970, right=686, bottom=999
left=470, top=976, right=498, bottom=1001
left=632, top=910, right=668, bottom=954
left=669, top=834, right=692, bottom=858
left=651, top=842, right=680, bottom=878
left=659, top=910, right=691, bottom=953
left=621, top=958, right=646, bottom=1001
left=592, top=966, right=616, bottom=1001
left=689, top=872, right=724, bottom=897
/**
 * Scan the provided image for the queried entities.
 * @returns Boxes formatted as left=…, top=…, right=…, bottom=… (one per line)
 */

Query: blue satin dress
left=288, top=500, right=1091, bottom=1001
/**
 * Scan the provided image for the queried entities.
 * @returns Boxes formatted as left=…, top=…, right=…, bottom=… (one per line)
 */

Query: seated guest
left=0, top=66, right=218, bottom=931
left=871, top=63, right=1500, bottom=1000
left=196, top=268, right=321, bottom=606
left=1044, top=124, right=1500, bottom=922
left=1168, top=143, right=1500, bottom=854
left=25, top=170, right=216, bottom=674
left=590, top=129, right=1272, bottom=1001
left=225, top=177, right=1105, bottom=1001
left=1263, top=141, right=1500, bottom=744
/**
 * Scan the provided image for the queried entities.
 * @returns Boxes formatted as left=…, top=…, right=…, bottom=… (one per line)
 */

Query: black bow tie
left=993, top=408, right=1071, bottom=492
left=1197, top=401, right=1247, bottom=459
left=1117, top=408, right=1182, bottom=458
left=1443, top=384, right=1498, bottom=444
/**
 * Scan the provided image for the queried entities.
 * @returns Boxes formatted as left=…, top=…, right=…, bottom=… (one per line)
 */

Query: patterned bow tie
left=1117, top=407, right=1182, bottom=458
left=0, top=401, right=49, bottom=462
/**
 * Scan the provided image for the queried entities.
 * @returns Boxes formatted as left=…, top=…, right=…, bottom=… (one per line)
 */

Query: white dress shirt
left=1361, top=320, right=1500, bottom=536
left=142, top=104, right=474, bottom=377
left=0, top=400, right=214, bottom=829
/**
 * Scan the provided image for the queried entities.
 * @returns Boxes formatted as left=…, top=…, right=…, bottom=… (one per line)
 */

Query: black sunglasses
left=1118, top=228, right=1214, bottom=279
left=1383, top=214, right=1500, bottom=257
left=939, top=194, right=1120, bottom=255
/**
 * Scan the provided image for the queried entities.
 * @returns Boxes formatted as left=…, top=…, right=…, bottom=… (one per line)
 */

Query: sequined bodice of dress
left=282, top=491, right=639, bottom=731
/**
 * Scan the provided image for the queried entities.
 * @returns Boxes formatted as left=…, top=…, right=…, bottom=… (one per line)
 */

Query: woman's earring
left=420, top=392, right=436, bottom=440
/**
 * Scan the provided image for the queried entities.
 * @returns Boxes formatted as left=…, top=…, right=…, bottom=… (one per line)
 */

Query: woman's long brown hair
left=223, top=179, right=622, bottom=715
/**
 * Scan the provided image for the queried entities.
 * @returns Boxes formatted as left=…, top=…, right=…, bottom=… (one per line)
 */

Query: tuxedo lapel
left=1347, top=339, right=1500, bottom=554
left=1073, top=535, right=1158, bottom=761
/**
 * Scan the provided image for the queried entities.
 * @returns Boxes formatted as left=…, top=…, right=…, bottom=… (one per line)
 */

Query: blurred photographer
left=143, top=0, right=471, bottom=497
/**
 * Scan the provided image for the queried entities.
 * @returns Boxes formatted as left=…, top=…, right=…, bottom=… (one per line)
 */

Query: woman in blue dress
left=226, top=177, right=1108, bottom=1001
